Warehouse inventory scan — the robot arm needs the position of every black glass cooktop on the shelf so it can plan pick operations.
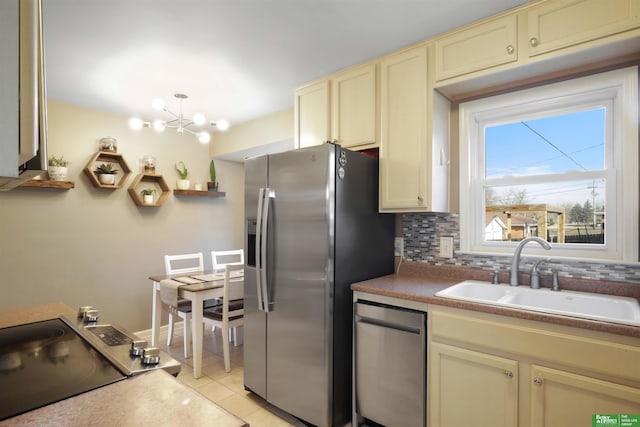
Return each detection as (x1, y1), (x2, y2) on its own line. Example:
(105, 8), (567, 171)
(0, 318), (126, 421)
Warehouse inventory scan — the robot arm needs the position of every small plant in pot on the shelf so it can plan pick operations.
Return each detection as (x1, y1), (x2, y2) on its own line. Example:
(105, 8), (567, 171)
(48, 156), (69, 181)
(140, 188), (156, 205)
(207, 159), (219, 191)
(175, 161), (190, 190)
(94, 163), (118, 185)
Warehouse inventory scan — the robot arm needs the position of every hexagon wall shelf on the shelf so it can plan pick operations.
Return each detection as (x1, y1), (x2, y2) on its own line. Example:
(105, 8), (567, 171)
(128, 173), (170, 207)
(83, 152), (132, 188)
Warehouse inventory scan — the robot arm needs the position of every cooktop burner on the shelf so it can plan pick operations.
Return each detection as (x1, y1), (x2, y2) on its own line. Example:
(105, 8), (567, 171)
(0, 318), (126, 421)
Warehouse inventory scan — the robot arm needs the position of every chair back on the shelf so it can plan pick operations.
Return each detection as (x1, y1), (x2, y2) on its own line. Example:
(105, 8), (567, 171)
(223, 264), (245, 316)
(212, 249), (244, 272)
(164, 252), (204, 275)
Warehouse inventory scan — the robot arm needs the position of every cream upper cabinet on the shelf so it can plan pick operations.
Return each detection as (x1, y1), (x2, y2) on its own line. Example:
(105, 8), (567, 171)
(431, 342), (518, 427)
(331, 63), (377, 150)
(434, 14), (518, 81)
(294, 80), (330, 149)
(379, 44), (449, 212)
(530, 365), (640, 426)
(294, 63), (377, 150)
(526, 0), (640, 57)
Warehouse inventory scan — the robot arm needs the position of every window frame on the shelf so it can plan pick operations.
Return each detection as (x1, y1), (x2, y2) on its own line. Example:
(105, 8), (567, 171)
(459, 67), (638, 262)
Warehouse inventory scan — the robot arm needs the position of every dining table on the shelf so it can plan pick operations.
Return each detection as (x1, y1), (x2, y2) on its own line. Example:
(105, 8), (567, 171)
(148, 270), (244, 379)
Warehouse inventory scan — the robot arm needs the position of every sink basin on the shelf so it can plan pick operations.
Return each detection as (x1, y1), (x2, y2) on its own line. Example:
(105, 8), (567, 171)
(435, 280), (640, 327)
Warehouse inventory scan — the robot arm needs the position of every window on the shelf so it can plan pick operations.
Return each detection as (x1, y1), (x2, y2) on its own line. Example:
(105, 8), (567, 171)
(459, 67), (638, 261)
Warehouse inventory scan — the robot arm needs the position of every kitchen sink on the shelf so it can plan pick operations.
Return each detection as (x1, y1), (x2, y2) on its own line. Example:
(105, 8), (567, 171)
(435, 280), (640, 326)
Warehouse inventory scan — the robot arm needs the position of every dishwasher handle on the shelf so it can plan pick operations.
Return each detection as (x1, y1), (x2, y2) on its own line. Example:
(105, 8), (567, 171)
(355, 302), (425, 335)
(355, 315), (422, 335)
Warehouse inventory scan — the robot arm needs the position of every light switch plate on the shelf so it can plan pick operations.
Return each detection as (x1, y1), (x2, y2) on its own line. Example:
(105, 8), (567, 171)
(440, 236), (454, 258)
(394, 237), (404, 257)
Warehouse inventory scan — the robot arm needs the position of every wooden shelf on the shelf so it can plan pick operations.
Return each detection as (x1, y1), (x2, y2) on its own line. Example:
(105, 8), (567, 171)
(173, 190), (226, 197)
(128, 173), (170, 207)
(83, 151), (132, 189)
(18, 180), (75, 189)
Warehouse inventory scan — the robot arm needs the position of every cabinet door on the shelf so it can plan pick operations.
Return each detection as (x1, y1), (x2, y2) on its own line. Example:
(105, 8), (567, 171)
(379, 45), (428, 211)
(331, 63), (377, 149)
(294, 80), (330, 148)
(527, 0), (640, 57)
(431, 342), (518, 427)
(530, 365), (640, 426)
(435, 15), (518, 81)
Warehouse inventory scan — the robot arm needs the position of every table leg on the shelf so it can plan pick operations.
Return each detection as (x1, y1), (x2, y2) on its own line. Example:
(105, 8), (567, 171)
(151, 281), (162, 347)
(191, 294), (204, 378)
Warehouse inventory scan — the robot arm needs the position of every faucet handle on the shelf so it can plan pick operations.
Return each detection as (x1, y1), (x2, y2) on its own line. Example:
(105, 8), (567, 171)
(491, 270), (500, 284)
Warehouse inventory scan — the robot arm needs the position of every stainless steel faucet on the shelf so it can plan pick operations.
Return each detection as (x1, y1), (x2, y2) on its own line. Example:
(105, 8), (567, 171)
(510, 237), (551, 286)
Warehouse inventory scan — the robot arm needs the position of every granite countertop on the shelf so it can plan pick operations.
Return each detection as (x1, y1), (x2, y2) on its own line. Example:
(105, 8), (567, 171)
(3, 370), (247, 427)
(352, 263), (640, 338)
(0, 303), (248, 427)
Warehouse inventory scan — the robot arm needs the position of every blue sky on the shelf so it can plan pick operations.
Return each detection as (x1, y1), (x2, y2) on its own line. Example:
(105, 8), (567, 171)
(485, 108), (605, 178)
(484, 108), (605, 208)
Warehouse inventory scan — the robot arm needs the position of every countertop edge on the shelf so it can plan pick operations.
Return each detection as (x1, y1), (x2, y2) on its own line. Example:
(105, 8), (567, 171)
(351, 263), (640, 338)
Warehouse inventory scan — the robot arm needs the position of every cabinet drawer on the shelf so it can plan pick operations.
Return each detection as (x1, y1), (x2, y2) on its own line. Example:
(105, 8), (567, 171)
(435, 15), (518, 81)
(527, 0), (640, 57)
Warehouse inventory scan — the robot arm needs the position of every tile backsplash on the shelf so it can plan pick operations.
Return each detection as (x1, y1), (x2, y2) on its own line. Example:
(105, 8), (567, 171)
(402, 212), (640, 284)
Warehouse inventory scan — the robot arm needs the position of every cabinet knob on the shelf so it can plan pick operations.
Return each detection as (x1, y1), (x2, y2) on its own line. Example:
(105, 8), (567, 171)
(417, 195), (425, 203)
(506, 45), (515, 54)
(505, 370), (513, 378)
(529, 37), (539, 47)
(533, 377), (544, 385)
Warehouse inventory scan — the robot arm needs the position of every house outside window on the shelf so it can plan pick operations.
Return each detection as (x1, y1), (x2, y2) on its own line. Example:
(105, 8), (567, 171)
(459, 67), (638, 262)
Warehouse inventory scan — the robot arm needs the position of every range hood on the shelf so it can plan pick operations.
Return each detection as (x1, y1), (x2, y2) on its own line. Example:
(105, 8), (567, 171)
(0, 0), (47, 191)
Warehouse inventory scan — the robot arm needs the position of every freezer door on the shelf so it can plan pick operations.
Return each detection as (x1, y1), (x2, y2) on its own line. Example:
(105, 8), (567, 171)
(266, 144), (335, 427)
(243, 155), (268, 398)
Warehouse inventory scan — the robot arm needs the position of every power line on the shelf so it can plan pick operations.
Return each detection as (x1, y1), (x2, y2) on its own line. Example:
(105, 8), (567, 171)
(520, 121), (587, 171)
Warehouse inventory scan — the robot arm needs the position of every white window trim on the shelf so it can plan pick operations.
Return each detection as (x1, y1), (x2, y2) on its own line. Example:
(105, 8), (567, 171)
(459, 67), (638, 262)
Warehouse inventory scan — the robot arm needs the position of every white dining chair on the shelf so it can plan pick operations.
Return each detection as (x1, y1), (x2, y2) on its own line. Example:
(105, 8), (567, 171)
(211, 249), (244, 272)
(202, 264), (245, 372)
(211, 249), (244, 342)
(163, 252), (204, 358)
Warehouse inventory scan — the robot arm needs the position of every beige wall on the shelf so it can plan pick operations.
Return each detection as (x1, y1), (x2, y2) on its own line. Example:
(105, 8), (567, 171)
(0, 101), (245, 331)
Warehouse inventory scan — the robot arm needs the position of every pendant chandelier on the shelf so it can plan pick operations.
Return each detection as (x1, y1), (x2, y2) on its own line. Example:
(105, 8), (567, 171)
(129, 93), (229, 144)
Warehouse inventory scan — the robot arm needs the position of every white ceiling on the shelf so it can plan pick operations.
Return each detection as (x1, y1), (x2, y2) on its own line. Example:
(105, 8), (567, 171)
(43, 0), (529, 131)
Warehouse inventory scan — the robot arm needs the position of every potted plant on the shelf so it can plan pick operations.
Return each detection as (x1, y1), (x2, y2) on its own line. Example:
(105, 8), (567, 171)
(207, 159), (219, 191)
(140, 188), (156, 205)
(175, 161), (190, 190)
(48, 156), (69, 181)
(95, 163), (118, 185)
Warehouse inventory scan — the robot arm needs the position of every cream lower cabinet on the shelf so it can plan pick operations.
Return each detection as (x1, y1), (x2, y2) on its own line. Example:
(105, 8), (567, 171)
(379, 44), (449, 212)
(429, 306), (640, 427)
(430, 342), (518, 427)
(530, 365), (640, 426)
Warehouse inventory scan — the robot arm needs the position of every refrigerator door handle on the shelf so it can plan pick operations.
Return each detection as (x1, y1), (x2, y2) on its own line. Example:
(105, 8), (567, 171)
(260, 188), (274, 312)
(255, 188), (266, 312)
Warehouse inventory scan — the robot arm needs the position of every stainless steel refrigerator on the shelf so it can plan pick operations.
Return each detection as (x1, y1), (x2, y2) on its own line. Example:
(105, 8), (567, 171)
(244, 143), (394, 427)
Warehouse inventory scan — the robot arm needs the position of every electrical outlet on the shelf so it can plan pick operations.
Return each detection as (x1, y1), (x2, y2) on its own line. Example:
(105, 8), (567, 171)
(440, 236), (454, 258)
(394, 237), (404, 257)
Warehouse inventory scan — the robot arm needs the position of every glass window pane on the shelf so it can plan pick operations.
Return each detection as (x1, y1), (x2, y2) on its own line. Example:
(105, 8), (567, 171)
(485, 109), (605, 179)
(484, 179), (605, 244)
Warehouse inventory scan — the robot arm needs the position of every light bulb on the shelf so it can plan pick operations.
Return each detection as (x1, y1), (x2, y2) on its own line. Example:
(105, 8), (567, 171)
(213, 119), (230, 131)
(151, 98), (165, 111)
(198, 131), (211, 144)
(153, 120), (165, 132)
(192, 113), (205, 126)
(129, 117), (144, 130)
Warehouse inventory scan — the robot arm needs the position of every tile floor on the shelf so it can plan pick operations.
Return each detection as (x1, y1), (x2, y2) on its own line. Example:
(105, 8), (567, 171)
(137, 327), (308, 427)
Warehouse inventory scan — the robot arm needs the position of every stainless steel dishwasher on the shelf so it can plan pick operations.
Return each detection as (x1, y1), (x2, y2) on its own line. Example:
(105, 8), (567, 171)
(354, 301), (426, 427)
